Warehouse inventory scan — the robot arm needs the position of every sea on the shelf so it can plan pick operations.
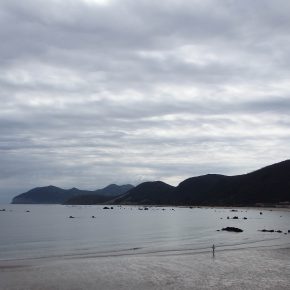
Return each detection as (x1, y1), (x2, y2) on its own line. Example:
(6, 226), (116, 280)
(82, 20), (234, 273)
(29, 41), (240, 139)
(0, 204), (289, 261)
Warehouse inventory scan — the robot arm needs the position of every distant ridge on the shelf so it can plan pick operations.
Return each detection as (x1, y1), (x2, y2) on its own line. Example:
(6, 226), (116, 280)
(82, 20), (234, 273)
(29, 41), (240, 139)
(11, 184), (134, 204)
(11, 160), (290, 206)
(112, 160), (290, 206)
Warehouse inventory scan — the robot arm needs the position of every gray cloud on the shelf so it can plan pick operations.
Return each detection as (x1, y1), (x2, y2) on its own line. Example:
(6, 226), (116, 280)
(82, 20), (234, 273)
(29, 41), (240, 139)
(0, 0), (290, 202)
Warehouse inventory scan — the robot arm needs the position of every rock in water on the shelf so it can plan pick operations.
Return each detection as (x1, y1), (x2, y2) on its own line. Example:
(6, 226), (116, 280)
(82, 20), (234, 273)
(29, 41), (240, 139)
(221, 227), (243, 233)
(259, 229), (275, 233)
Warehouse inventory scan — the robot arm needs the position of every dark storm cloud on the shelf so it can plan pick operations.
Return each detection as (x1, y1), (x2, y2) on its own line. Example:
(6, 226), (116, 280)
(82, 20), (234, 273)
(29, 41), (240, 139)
(0, 0), (290, 202)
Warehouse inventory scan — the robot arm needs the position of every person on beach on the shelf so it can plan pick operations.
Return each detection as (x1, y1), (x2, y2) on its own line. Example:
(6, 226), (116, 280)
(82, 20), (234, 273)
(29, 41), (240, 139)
(212, 244), (215, 256)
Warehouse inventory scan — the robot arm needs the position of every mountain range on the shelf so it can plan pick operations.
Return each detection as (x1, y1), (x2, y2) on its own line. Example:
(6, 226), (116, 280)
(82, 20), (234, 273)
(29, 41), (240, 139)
(11, 160), (290, 206)
(12, 184), (134, 204)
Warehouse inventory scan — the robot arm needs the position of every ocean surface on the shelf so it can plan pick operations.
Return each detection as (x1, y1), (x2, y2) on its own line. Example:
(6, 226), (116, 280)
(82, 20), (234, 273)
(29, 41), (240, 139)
(0, 204), (289, 261)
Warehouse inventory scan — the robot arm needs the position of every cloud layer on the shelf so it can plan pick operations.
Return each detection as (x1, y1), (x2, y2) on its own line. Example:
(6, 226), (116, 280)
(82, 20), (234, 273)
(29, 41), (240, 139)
(1, 0), (290, 202)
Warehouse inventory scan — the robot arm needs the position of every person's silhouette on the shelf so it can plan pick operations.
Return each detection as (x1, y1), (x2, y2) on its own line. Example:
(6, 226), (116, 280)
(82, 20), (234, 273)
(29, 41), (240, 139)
(212, 244), (215, 256)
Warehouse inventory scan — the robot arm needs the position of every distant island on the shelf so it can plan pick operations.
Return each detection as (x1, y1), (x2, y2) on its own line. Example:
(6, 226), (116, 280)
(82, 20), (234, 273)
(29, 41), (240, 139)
(12, 160), (290, 207)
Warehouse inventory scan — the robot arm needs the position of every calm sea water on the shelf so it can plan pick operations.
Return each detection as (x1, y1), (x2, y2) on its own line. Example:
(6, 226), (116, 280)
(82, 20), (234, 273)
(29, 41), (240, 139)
(0, 204), (289, 260)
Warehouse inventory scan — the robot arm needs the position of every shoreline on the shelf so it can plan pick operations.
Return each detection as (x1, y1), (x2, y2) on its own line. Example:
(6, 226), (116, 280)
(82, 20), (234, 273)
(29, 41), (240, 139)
(1, 233), (289, 264)
(3, 203), (290, 212)
(1, 204), (290, 289)
(1, 244), (290, 290)
(0, 203), (290, 212)
(105, 204), (290, 213)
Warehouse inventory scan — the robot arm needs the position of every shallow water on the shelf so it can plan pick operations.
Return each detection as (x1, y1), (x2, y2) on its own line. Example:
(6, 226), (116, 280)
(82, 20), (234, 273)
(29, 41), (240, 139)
(0, 204), (289, 260)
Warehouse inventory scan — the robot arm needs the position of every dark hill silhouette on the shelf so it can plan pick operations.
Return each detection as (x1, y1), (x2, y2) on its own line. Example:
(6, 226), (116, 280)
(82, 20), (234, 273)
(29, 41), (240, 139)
(175, 160), (290, 205)
(175, 174), (229, 204)
(12, 184), (134, 204)
(113, 181), (175, 204)
(11, 185), (85, 204)
(11, 160), (290, 206)
(113, 160), (290, 206)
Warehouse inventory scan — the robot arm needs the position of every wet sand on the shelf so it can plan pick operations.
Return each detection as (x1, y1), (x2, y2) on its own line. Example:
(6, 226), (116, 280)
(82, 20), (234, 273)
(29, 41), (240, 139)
(1, 246), (290, 290)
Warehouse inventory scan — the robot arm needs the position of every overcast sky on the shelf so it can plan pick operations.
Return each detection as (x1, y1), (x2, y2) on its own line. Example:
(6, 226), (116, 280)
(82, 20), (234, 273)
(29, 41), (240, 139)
(1, 0), (290, 202)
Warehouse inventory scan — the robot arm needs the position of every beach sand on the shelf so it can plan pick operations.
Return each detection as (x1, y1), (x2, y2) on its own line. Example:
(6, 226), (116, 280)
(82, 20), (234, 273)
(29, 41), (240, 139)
(1, 245), (290, 290)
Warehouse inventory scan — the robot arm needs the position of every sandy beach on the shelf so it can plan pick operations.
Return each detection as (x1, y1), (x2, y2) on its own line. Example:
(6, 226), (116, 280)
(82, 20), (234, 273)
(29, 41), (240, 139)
(1, 245), (290, 290)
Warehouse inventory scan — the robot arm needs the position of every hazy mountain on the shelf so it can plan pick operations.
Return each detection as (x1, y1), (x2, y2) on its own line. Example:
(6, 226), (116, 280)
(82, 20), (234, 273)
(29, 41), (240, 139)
(113, 160), (290, 206)
(11, 184), (134, 204)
